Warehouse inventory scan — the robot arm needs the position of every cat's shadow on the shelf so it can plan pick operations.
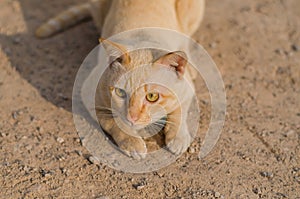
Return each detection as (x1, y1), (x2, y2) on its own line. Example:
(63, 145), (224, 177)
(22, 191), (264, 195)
(0, 0), (98, 112)
(0, 0), (210, 147)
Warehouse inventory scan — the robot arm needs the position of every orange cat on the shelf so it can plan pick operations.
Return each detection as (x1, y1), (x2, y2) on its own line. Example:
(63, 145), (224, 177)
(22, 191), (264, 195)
(37, 0), (205, 159)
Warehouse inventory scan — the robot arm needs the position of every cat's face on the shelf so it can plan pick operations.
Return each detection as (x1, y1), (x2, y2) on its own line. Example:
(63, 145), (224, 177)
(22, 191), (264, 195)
(110, 82), (178, 130)
(97, 39), (188, 131)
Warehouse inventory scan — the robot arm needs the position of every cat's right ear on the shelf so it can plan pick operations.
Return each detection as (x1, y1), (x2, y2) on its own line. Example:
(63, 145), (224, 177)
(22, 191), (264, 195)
(99, 38), (131, 66)
(154, 51), (188, 79)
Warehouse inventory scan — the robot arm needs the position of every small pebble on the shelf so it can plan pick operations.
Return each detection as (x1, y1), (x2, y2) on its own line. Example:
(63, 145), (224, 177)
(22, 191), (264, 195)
(37, 126), (44, 133)
(32, 167), (39, 172)
(57, 155), (65, 161)
(136, 184), (145, 190)
(88, 156), (100, 165)
(56, 137), (64, 144)
(75, 150), (82, 156)
(260, 171), (273, 178)
(291, 44), (299, 52)
(30, 115), (35, 121)
(112, 160), (120, 167)
(288, 52), (294, 57)
(25, 145), (32, 150)
(12, 111), (18, 119)
(209, 42), (217, 48)
(285, 130), (295, 137)
(275, 48), (284, 55)
(133, 183), (146, 190)
(252, 188), (259, 194)
(156, 171), (164, 177)
(23, 165), (30, 173)
(40, 169), (52, 178)
(214, 191), (221, 198)
(188, 147), (195, 153)
(61, 168), (67, 174)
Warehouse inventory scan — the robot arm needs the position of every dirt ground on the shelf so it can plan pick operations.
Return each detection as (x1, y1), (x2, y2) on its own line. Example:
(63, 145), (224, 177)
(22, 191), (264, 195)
(0, 0), (299, 198)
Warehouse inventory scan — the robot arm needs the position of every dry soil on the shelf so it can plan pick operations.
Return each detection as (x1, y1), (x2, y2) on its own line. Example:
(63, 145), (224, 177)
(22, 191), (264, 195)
(0, 0), (299, 198)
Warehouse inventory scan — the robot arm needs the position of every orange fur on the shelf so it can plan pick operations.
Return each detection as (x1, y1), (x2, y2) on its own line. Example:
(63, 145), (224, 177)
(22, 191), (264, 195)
(35, 3), (91, 38)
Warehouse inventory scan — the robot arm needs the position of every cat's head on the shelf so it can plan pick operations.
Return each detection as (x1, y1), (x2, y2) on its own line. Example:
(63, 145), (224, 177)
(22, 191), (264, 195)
(97, 39), (188, 130)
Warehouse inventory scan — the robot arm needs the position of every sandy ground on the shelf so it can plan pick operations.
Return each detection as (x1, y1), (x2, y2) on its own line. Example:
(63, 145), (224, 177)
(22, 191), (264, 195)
(0, 0), (299, 198)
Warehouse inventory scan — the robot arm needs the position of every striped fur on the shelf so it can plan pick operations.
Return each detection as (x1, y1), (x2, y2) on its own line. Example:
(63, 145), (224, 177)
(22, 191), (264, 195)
(35, 3), (91, 38)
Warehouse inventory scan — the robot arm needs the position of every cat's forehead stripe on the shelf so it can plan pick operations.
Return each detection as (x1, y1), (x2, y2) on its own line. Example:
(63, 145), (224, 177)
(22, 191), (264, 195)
(160, 93), (172, 98)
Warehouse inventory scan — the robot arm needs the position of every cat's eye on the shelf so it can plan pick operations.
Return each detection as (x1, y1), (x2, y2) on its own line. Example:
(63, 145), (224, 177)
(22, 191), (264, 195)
(115, 57), (123, 63)
(115, 88), (127, 98)
(146, 92), (159, 102)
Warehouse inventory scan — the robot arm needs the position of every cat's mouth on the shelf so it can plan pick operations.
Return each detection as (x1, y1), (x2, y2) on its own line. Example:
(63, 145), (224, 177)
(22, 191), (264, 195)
(128, 117), (167, 130)
(126, 120), (148, 130)
(113, 115), (148, 130)
(112, 114), (167, 138)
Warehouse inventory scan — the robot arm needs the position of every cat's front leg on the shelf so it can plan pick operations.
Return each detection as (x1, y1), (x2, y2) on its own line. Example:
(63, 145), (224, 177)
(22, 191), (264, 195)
(99, 118), (147, 160)
(164, 108), (191, 155)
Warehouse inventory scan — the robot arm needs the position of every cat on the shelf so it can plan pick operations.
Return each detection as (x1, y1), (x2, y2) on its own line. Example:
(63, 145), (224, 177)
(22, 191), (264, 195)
(36, 0), (205, 159)
(94, 41), (197, 159)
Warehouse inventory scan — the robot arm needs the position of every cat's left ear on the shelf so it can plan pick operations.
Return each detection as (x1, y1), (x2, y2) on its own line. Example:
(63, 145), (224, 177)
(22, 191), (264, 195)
(99, 38), (131, 65)
(154, 51), (187, 79)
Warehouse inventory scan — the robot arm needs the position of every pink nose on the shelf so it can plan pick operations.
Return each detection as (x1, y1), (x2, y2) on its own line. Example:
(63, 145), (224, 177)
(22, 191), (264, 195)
(127, 113), (138, 124)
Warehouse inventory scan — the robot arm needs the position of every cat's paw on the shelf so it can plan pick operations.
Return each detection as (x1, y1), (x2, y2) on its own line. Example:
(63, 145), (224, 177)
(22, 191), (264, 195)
(118, 137), (147, 160)
(166, 131), (191, 155)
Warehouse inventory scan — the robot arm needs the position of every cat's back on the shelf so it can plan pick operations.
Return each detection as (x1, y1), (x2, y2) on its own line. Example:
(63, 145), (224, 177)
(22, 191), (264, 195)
(101, 0), (205, 37)
(101, 0), (185, 37)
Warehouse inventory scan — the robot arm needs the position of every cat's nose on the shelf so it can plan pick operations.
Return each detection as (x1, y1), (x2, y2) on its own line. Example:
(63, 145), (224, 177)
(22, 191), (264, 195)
(127, 113), (138, 124)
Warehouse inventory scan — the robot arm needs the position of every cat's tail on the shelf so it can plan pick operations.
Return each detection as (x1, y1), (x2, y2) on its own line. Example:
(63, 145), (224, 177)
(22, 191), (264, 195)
(35, 3), (91, 38)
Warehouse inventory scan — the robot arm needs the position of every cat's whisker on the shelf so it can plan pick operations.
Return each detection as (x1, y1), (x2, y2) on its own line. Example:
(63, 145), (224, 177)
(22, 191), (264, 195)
(165, 114), (182, 117)
(156, 120), (177, 126)
(150, 125), (165, 131)
(152, 122), (165, 126)
(152, 120), (167, 125)
(145, 124), (164, 135)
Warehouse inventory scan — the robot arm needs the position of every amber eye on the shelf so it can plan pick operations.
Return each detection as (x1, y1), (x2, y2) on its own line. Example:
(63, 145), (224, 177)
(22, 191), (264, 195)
(115, 88), (127, 98)
(146, 92), (159, 102)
